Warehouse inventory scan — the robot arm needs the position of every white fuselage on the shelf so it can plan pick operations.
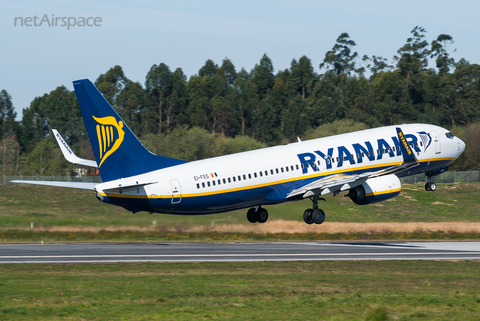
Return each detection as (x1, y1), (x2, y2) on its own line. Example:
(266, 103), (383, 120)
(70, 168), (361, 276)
(95, 124), (465, 214)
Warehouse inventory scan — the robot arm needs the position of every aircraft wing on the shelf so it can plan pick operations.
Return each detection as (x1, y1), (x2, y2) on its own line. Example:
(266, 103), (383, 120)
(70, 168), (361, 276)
(52, 129), (98, 167)
(10, 180), (97, 190)
(287, 127), (419, 199)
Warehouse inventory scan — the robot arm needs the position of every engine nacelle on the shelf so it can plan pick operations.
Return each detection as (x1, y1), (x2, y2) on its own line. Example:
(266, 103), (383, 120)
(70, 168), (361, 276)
(347, 174), (401, 205)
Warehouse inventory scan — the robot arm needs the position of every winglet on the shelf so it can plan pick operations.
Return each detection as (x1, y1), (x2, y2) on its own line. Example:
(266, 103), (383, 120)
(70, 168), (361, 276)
(395, 127), (418, 165)
(52, 129), (98, 167)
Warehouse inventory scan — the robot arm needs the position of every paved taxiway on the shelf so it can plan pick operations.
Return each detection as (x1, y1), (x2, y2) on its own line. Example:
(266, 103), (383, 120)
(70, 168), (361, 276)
(0, 242), (479, 263)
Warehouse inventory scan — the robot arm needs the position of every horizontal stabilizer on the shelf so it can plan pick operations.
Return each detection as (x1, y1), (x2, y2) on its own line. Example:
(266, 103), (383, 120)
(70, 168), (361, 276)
(11, 180), (97, 190)
(101, 180), (158, 192)
(52, 129), (98, 167)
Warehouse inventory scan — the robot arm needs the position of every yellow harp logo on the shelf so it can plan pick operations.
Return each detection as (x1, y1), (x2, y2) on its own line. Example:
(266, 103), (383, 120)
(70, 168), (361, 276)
(93, 116), (125, 167)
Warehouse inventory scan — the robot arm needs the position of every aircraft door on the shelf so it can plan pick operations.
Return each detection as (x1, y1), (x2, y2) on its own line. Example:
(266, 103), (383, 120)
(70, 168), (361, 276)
(430, 130), (441, 154)
(170, 179), (182, 204)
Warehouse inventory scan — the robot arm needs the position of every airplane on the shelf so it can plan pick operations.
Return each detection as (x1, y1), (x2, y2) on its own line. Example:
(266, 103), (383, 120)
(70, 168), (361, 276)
(13, 79), (466, 225)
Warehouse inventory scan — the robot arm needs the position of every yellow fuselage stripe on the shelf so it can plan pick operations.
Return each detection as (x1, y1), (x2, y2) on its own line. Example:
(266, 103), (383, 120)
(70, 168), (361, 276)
(100, 157), (454, 200)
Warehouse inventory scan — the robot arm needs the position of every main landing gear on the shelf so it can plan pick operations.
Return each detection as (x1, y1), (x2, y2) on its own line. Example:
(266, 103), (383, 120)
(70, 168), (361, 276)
(303, 196), (326, 225)
(425, 174), (436, 192)
(247, 206), (268, 223)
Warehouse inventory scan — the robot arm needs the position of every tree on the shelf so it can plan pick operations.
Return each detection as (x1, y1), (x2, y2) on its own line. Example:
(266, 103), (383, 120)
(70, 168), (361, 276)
(320, 33), (358, 76)
(217, 58), (237, 86)
(233, 76), (257, 136)
(0, 134), (20, 183)
(145, 63), (173, 135)
(94, 65), (129, 106)
(211, 96), (232, 135)
(362, 55), (393, 77)
(199, 59), (218, 77)
(395, 26), (430, 82)
(116, 81), (147, 136)
(431, 34), (456, 75)
(251, 54), (276, 97)
(290, 56), (316, 100)
(22, 139), (68, 176)
(0, 90), (17, 137)
(165, 68), (188, 136)
(371, 71), (417, 125)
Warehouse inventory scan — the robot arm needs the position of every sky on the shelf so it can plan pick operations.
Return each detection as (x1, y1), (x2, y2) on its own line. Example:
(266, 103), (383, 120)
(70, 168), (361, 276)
(1, 0), (479, 119)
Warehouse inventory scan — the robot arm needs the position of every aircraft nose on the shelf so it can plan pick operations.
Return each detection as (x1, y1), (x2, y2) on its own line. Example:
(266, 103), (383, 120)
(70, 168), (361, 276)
(458, 137), (466, 153)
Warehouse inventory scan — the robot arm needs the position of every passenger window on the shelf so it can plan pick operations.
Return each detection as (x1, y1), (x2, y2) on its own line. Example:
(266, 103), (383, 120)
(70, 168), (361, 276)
(291, 165), (294, 171)
(336, 157), (339, 162)
(271, 169), (274, 175)
(207, 181), (210, 187)
(361, 152), (365, 157)
(392, 147), (395, 152)
(326, 158), (330, 164)
(254, 173), (257, 178)
(420, 142), (423, 147)
(218, 179), (221, 185)
(202, 182), (205, 188)
(296, 164), (299, 170)
(356, 153), (359, 159)
(233, 177), (236, 182)
(301, 164), (304, 169)
(243, 174), (246, 180)
(259, 172), (263, 177)
(228, 178), (231, 183)
(265, 170), (268, 176)
(197, 183), (200, 189)
(223, 178), (226, 184)
(248, 174), (251, 179)
(238, 176), (241, 181)
(286, 166), (289, 172)
(212, 181), (216, 186)
(275, 169), (279, 174)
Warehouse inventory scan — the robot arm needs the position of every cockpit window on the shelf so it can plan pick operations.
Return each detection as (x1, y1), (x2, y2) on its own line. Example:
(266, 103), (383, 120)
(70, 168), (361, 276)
(445, 132), (454, 139)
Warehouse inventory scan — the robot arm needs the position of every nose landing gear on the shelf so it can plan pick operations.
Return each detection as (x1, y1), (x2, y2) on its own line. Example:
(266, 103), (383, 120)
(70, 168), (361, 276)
(425, 174), (436, 192)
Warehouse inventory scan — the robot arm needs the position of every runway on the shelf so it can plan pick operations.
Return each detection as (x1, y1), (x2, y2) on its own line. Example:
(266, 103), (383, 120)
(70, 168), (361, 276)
(0, 241), (479, 264)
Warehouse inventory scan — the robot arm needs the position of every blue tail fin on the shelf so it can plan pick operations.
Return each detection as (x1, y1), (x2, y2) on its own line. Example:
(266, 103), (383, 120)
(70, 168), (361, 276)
(73, 79), (187, 182)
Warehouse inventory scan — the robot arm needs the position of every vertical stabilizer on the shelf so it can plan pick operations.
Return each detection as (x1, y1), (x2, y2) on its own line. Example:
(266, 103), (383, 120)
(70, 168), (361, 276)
(73, 79), (186, 182)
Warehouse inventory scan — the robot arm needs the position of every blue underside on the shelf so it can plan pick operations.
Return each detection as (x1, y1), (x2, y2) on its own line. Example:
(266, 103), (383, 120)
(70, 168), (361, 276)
(102, 159), (451, 215)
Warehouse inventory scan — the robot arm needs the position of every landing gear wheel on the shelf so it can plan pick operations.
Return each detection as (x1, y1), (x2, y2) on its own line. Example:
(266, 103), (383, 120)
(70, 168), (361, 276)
(425, 182), (436, 192)
(257, 208), (268, 223)
(303, 209), (314, 225)
(247, 208), (257, 223)
(311, 209), (326, 225)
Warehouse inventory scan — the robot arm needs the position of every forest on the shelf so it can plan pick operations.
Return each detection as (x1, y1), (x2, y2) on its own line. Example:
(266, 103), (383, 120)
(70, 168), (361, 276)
(1, 26), (479, 177)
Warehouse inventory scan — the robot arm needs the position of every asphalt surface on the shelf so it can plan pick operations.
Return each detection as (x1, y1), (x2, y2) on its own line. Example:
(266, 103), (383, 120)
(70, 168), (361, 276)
(0, 241), (479, 263)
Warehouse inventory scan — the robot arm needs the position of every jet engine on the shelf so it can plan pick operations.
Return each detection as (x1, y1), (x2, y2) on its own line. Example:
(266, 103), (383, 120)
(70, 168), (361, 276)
(346, 174), (401, 205)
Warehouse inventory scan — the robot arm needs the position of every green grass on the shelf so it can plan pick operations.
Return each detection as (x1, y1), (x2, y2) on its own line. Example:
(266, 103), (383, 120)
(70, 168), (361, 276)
(0, 260), (479, 320)
(1, 183), (480, 231)
(1, 230), (480, 243)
